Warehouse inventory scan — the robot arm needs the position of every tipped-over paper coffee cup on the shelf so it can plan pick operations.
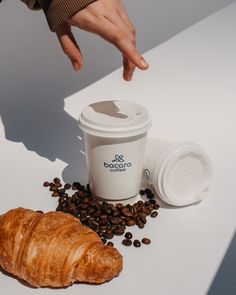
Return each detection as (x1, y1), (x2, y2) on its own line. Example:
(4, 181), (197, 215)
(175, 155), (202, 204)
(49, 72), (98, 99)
(143, 138), (212, 206)
(79, 100), (152, 200)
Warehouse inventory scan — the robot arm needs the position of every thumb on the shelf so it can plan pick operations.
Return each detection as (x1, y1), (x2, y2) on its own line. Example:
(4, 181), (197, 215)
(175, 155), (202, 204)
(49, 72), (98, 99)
(55, 23), (83, 71)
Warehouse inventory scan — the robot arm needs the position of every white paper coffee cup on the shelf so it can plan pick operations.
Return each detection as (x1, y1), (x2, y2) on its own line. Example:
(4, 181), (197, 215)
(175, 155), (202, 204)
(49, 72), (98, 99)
(143, 138), (212, 206)
(79, 100), (152, 200)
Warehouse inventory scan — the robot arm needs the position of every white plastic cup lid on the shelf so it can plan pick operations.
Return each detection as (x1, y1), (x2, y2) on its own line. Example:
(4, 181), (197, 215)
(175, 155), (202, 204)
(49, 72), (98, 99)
(79, 100), (152, 138)
(158, 143), (212, 206)
(144, 140), (212, 206)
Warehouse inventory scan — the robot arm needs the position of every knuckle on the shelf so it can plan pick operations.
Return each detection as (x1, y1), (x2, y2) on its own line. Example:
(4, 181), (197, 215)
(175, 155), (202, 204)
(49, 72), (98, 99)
(131, 26), (136, 36)
(130, 35), (136, 45)
(114, 30), (127, 43)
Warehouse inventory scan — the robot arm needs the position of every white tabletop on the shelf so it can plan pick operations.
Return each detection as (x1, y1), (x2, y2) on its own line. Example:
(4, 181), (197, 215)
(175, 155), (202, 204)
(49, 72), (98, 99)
(1, 3), (236, 295)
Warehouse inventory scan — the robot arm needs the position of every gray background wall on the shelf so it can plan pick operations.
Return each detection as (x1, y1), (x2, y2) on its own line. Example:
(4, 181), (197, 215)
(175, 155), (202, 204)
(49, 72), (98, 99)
(0, 0), (235, 162)
(0, 0), (235, 97)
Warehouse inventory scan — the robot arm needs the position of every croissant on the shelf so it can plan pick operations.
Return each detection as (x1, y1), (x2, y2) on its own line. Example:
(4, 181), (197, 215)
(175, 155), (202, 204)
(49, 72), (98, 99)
(0, 208), (123, 287)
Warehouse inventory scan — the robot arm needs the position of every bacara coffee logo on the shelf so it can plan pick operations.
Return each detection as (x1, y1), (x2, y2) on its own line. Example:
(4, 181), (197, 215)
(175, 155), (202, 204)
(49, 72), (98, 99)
(104, 155), (132, 172)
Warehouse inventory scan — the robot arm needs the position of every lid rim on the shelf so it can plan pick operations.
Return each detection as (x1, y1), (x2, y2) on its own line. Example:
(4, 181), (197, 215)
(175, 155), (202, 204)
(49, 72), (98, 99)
(79, 117), (152, 138)
(79, 100), (152, 138)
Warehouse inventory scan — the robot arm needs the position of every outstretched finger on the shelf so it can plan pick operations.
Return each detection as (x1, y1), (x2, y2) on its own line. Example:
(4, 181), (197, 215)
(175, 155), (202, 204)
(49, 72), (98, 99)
(55, 23), (83, 71)
(123, 56), (136, 81)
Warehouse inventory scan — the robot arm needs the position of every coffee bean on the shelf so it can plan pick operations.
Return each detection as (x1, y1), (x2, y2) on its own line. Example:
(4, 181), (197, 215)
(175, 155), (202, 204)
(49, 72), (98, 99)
(137, 200), (144, 206)
(136, 216), (144, 228)
(36, 210), (43, 213)
(114, 228), (125, 236)
(139, 189), (145, 195)
(149, 199), (156, 205)
(110, 217), (120, 225)
(147, 193), (155, 199)
(89, 199), (98, 207)
(99, 218), (108, 226)
(107, 241), (114, 247)
(119, 225), (126, 231)
(58, 188), (66, 195)
(103, 231), (114, 240)
(80, 210), (87, 222)
(133, 240), (141, 248)
(142, 238), (151, 245)
(43, 181), (50, 187)
(72, 182), (81, 189)
(64, 183), (71, 190)
(122, 239), (132, 246)
(121, 207), (133, 217)
(144, 209), (152, 216)
(53, 177), (61, 184)
(54, 183), (62, 189)
(101, 238), (107, 244)
(111, 224), (118, 231)
(116, 203), (124, 210)
(150, 211), (158, 218)
(87, 217), (95, 223)
(52, 191), (59, 197)
(145, 188), (152, 195)
(153, 204), (160, 209)
(102, 202), (109, 212)
(50, 186), (57, 192)
(147, 204), (154, 211)
(139, 213), (147, 224)
(100, 214), (108, 219)
(105, 228), (113, 235)
(112, 210), (120, 217)
(124, 232), (133, 240)
(126, 219), (136, 226)
(80, 203), (89, 210)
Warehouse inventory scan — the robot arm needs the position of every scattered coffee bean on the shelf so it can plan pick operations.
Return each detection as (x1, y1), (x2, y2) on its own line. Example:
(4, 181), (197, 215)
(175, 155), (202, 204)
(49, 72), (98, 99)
(116, 203), (124, 210)
(36, 210), (43, 213)
(142, 238), (151, 245)
(49, 186), (57, 192)
(122, 239), (132, 246)
(149, 199), (157, 205)
(139, 213), (147, 224)
(101, 238), (107, 244)
(121, 207), (133, 217)
(145, 188), (152, 195)
(139, 189), (145, 195)
(114, 228), (125, 236)
(64, 183), (71, 190)
(107, 241), (114, 247)
(147, 193), (155, 199)
(126, 219), (136, 226)
(153, 204), (160, 210)
(54, 177), (61, 184)
(43, 181), (50, 187)
(52, 191), (59, 197)
(133, 240), (141, 248)
(124, 232), (133, 240)
(137, 223), (144, 229)
(150, 211), (158, 218)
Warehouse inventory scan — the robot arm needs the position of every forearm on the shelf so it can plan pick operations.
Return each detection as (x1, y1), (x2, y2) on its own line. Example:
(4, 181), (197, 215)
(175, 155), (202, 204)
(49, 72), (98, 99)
(20, 0), (97, 31)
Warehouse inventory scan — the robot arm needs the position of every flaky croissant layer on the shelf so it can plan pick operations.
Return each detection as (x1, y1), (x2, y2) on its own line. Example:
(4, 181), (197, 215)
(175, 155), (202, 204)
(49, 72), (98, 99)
(0, 208), (123, 287)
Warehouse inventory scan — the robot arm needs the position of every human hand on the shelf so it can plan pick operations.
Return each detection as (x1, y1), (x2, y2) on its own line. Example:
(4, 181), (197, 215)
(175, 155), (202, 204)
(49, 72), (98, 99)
(55, 0), (149, 81)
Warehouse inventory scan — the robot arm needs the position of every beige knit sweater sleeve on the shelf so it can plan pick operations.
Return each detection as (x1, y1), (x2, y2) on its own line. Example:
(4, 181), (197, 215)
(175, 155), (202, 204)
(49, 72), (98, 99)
(20, 0), (97, 31)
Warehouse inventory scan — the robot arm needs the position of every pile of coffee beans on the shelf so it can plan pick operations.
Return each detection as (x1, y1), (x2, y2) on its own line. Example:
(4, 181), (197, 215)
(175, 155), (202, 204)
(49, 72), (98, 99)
(43, 178), (159, 248)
